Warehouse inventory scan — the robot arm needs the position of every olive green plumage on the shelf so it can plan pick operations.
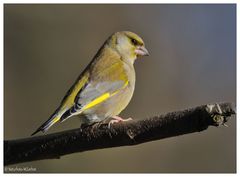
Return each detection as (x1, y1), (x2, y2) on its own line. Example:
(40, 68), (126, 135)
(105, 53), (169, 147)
(32, 31), (149, 136)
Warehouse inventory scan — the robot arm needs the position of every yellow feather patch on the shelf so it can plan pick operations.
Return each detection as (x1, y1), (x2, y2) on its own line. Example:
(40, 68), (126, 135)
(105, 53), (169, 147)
(83, 92), (110, 110)
(82, 80), (129, 111)
(52, 116), (60, 124)
(62, 74), (89, 108)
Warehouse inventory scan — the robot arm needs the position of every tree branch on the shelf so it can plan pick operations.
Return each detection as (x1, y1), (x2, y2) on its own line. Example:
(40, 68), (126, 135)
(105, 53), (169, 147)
(4, 102), (235, 166)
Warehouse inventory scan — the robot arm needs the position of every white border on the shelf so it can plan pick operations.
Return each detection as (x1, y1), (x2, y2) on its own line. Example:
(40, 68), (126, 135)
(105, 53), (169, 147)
(2, 1), (239, 4)
(1, 1), (238, 175)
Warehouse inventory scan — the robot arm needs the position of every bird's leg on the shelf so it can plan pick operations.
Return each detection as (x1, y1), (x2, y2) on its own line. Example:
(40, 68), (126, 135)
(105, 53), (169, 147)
(108, 115), (133, 128)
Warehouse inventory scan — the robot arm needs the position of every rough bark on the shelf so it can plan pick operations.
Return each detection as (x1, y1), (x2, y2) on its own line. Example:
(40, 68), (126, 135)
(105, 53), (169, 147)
(4, 102), (235, 166)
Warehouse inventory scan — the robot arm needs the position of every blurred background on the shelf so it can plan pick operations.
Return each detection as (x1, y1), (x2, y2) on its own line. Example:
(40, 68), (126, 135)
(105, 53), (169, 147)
(4, 4), (236, 173)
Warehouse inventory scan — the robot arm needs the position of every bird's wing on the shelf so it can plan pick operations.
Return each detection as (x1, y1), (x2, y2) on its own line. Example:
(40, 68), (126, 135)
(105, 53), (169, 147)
(60, 61), (129, 122)
(31, 71), (90, 136)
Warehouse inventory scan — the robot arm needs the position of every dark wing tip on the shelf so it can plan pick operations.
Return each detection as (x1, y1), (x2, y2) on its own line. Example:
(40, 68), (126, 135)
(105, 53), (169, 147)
(31, 127), (42, 136)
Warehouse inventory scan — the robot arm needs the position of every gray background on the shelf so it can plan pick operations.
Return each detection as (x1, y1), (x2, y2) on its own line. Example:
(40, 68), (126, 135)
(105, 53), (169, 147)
(4, 4), (236, 173)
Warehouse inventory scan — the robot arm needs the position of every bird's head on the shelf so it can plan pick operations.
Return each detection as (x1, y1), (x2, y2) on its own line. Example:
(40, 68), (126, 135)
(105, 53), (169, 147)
(109, 31), (149, 63)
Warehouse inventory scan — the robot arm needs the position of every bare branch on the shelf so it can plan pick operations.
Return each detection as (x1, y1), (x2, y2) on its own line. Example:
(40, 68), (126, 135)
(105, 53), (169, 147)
(4, 102), (235, 166)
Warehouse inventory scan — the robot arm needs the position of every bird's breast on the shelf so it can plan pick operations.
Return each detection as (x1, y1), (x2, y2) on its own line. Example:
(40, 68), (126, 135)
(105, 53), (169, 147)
(123, 62), (136, 88)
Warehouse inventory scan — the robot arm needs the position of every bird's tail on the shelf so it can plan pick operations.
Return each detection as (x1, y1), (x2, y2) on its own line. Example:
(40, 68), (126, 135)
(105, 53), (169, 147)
(31, 114), (61, 136)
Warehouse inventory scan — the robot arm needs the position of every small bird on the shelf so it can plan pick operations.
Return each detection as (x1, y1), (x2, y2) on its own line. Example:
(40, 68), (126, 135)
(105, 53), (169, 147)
(31, 31), (149, 136)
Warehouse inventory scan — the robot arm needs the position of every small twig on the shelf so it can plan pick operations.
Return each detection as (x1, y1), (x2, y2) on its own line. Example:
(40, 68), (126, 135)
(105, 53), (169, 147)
(4, 102), (235, 166)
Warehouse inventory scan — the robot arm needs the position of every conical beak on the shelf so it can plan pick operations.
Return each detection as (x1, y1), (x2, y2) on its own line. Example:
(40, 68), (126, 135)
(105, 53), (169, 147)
(135, 46), (150, 56)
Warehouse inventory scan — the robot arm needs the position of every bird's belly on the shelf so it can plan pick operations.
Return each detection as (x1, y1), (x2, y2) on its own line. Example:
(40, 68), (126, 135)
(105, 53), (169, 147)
(82, 85), (134, 124)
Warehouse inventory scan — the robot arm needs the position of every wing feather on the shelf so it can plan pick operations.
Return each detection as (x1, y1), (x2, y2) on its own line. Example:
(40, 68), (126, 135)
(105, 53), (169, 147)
(60, 47), (129, 122)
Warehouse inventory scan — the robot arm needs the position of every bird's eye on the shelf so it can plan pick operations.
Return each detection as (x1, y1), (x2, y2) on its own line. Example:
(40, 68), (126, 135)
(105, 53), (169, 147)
(131, 38), (138, 46)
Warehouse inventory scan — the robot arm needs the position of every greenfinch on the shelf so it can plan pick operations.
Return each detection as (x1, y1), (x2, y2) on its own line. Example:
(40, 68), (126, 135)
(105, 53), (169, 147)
(32, 31), (149, 136)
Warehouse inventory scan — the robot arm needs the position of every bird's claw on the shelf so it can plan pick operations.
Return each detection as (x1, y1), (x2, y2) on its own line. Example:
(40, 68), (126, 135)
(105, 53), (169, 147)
(108, 116), (133, 128)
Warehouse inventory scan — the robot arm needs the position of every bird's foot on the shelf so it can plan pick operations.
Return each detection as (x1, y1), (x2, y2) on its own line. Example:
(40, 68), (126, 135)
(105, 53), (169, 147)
(108, 116), (133, 128)
(81, 121), (103, 132)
